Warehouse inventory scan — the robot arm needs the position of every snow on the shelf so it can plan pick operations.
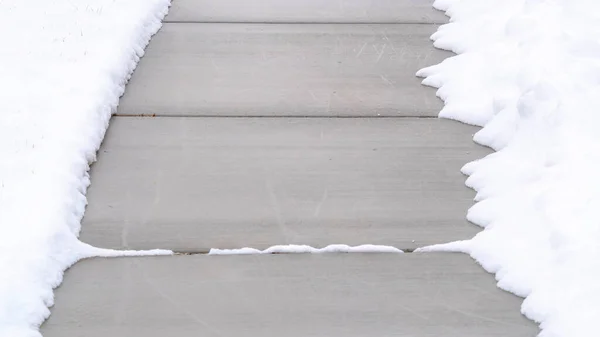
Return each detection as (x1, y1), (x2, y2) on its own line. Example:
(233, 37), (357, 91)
(209, 244), (403, 255)
(0, 1), (172, 336)
(417, 1), (600, 336)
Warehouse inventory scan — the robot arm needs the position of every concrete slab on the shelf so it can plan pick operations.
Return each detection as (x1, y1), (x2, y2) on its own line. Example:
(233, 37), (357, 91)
(41, 254), (538, 337)
(117, 23), (450, 117)
(165, 0), (448, 24)
(80, 117), (490, 252)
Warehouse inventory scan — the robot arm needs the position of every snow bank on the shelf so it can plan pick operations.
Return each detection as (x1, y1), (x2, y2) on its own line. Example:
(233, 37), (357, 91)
(209, 244), (403, 255)
(0, 1), (171, 336)
(417, 1), (600, 336)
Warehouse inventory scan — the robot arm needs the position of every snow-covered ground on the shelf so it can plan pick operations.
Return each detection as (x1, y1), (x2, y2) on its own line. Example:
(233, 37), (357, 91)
(417, 1), (600, 336)
(0, 1), (171, 336)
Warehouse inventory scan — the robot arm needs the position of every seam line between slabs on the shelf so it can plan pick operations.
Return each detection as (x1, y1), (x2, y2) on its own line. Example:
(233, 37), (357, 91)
(112, 114), (439, 119)
(162, 21), (444, 25)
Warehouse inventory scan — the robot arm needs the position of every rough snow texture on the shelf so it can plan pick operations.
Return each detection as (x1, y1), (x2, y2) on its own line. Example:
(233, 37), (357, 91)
(417, 1), (600, 336)
(0, 1), (171, 336)
(209, 244), (403, 255)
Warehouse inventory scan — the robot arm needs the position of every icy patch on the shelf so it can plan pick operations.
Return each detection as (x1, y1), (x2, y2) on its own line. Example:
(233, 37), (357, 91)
(418, 0), (600, 336)
(209, 244), (403, 255)
(0, 1), (171, 336)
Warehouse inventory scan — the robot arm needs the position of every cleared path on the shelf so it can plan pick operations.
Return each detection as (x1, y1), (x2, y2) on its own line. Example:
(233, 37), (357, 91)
(41, 1), (538, 336)
(43, 254), (536, 337)
(164, 0), (448, 23)
(117, 23), (448, 117)
(82, 117), (486, 252)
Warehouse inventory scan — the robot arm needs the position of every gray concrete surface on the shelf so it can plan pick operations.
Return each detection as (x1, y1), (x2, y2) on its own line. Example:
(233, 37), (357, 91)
(80, 117), (489, 252)
(116, 23), (449, 117)
(42, 254), (538, 337)
(165, 0), (448, 24)
(43, 1), (539, 336)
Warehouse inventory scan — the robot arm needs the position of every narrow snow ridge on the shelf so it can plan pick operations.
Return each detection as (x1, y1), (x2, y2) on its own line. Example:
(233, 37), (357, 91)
(0, 1), (171, 336)
(418, 1), (600, 337)
(80, 243), (172, 258)
(209, 244), (403, 255)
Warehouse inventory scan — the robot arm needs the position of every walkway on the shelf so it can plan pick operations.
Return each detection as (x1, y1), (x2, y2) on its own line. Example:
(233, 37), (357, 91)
(41, 1), (538, 336)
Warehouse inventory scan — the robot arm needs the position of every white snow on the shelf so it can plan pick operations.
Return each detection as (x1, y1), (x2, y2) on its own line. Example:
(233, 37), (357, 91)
(209, 244), (403, 255)
(417, 1), (600, 336)
(0, 1), (171, 336)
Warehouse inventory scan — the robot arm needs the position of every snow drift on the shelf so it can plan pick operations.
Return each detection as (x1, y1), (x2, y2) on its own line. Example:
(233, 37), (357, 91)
(0, 1), (171, 336)
(417, 1), (600, 336)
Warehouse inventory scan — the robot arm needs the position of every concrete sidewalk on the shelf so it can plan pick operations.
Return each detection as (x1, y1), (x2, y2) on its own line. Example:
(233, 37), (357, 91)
(43, 254), (534, 337)
(41, 1), (538, 336)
